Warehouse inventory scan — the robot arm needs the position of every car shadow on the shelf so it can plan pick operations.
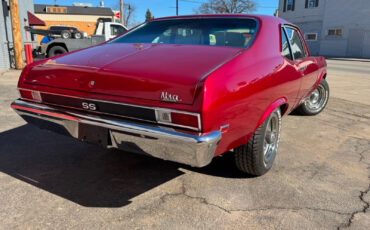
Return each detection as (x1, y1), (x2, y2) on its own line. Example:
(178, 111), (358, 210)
(288, 110), (305, 116)
(185, 151), (255, 179)
(0, 124), (249, 208)
(0, 125), (185, 207)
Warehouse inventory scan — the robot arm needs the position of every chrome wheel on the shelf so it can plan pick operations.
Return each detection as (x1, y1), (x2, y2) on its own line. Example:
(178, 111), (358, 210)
(61, 31), (71, 39)
(304, 84), (328, 113)
(263, 111), (281, 166)
(74, 32), (82, 39)
(295, 78), (330, 116)
(234, 108), (282, 176)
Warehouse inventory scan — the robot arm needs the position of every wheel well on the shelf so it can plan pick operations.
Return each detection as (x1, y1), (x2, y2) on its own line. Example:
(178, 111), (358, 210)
(280, 103), (289, 116)
(323, 73), (327, 79)
(46, 43), (68, 56)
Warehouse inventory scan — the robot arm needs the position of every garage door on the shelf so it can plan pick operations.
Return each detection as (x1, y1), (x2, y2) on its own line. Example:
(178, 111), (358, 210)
(363, 31), (370, 58)
(0, 42), (10, 70)
(0, 1), (10, 70)
(347, 29), (364, 58)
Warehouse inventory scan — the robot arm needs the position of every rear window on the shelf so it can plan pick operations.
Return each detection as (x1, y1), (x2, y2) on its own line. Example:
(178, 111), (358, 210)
(110, 18), (258, 48)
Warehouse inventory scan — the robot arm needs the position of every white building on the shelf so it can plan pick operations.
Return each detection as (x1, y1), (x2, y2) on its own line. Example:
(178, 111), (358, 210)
(278, 0), (370, 58)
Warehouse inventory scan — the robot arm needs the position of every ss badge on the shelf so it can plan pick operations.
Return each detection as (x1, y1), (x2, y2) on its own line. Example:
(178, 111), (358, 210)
(82, 102), (97, 111)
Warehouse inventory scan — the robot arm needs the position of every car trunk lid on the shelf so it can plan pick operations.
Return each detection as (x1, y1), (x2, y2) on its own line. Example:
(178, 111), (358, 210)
(23, 43), (243, 104)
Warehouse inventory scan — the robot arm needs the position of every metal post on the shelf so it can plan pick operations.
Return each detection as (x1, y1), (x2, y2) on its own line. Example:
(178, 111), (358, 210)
(176, 0), (178, 16)
(9, 0), (23, 69)
(120, 0), (125, 26)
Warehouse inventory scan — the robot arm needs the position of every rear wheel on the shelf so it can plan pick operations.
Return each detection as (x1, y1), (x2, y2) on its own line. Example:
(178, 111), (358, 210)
(296, 78), (329, 116)
(48, 46), (67, 57)
(73, 32), (82, 39)
(234, 108), (281, 176)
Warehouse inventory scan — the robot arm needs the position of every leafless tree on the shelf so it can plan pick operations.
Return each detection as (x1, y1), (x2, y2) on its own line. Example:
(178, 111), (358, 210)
(124, 4), (136, 27)
(114, 1), (136, 28)
(195, 0), (256, 14)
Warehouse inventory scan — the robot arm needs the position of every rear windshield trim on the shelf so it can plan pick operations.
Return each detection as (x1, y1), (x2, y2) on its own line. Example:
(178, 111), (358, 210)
(109, 17), (259, 49)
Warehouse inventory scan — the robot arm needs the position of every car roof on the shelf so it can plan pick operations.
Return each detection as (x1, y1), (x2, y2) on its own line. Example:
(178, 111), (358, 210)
(152, 14), (289, 25)
(50, 25), (77, 28)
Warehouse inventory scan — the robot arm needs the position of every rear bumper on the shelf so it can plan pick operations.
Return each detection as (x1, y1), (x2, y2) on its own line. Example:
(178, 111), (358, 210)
(11, 99), (221, 167)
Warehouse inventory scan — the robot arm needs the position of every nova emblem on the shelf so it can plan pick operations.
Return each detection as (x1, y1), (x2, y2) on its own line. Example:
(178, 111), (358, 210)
(161, 92), (180, 102)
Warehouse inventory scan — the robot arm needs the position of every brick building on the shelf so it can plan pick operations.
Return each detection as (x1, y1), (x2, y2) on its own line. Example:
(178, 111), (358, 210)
(34, 4), (114, 44)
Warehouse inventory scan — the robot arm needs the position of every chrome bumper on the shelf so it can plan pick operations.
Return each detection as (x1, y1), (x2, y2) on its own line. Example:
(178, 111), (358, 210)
(11, 99), (221, 167)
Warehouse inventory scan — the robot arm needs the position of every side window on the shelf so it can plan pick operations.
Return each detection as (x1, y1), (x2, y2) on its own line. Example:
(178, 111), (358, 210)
(281, 28), (292, 60)
(284, 27), (307, 60)
(110, 25), (126, 36)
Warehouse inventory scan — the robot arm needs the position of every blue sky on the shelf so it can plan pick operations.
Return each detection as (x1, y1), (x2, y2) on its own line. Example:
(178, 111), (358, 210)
(34, 0), (278, 24)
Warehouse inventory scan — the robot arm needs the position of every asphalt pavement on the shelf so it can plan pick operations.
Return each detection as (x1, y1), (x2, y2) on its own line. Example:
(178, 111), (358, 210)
(0, 59), (369, 230)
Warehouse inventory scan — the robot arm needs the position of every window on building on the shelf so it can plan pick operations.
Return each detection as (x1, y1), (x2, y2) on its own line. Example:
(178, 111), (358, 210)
(284, 27), (307, 59)
(335, 29), (342, 36)
(305, 33), (317, 41)
(285, 0), (295, 11)
(306, 0), (319, 8)
(328, 29), (342, 36)
(46, 7), (67, 14)
(281, 28), (293, 60)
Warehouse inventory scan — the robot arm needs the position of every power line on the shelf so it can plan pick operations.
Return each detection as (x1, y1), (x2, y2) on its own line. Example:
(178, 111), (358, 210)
(179, 0), (205, 4)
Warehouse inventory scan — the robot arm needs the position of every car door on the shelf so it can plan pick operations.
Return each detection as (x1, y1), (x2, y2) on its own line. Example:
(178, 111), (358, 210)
(283, 26), (320, 100)
(279, 27), (303, 108)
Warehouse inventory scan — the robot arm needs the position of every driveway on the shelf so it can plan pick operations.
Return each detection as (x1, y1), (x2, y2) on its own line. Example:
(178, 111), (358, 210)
(0, 59), (369, 229)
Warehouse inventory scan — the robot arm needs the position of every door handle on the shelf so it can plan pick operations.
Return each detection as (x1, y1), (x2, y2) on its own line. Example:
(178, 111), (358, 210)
(300, 66), (307, 72)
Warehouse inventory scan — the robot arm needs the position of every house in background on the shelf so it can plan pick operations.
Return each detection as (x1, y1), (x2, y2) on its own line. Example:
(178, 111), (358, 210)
(278, 0), (370, 58)
(0, 0), (36, 70)
(34, 3), (114, 45)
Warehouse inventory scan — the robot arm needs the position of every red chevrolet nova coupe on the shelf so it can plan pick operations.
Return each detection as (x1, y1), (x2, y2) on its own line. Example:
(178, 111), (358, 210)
(12, 15), (329, 176)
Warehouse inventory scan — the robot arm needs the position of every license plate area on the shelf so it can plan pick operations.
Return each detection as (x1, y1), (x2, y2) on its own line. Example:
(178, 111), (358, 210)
(78, 123), (109, 147)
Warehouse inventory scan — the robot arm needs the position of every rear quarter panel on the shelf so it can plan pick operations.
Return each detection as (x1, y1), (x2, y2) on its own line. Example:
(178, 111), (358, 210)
(202, 18), (302, 156)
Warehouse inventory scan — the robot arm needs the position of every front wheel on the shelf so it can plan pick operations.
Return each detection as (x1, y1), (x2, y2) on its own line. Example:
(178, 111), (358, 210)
(295, 78), (330, 116)
(48, 46), (67, 57)
(61, 30), (71, 39)
(234, 108), (282, 176)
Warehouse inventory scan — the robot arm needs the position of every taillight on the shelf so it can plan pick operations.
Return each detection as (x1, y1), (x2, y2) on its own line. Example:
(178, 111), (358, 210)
(171, 112), (199, 129)
(155, 109), (200, 131)
(18, 89), (42, 103)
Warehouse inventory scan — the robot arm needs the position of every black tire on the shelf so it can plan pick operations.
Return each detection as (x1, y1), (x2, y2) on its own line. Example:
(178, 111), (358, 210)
(48, 46), (67, 57)
(73, 32), (82, 39)
(234, 108), (282, 176)
(61, 30), (71, 39)
(295, 78), (329, 116)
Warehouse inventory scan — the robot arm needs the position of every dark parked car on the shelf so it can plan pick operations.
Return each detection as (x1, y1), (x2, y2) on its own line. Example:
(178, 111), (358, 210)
(48, 25), (84, 39)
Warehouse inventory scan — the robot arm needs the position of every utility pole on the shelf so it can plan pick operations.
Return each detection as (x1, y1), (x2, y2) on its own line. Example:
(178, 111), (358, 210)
(9, 0), (23, 69)
(176, 0), (178, 16)
(120, 0), (125, 26)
